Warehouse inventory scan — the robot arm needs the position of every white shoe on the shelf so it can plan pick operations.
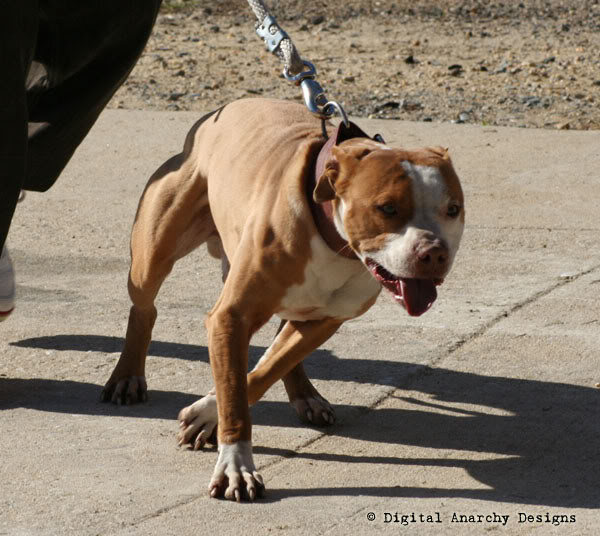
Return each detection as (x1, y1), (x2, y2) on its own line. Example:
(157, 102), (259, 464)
(0, 245), (16, 321)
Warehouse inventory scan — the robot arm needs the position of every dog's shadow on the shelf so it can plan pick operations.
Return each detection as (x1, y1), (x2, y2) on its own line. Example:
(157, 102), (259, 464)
(6, 334), (600, 509)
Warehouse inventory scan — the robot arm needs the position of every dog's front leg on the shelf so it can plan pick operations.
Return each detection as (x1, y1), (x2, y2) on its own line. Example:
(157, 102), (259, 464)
(246, 317), (343, 406)
(204, 305), (264, 502)
(178, 315), (343, 500)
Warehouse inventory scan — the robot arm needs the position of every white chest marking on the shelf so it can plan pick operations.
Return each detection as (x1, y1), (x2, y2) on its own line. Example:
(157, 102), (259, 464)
(278, 236), (380, 321)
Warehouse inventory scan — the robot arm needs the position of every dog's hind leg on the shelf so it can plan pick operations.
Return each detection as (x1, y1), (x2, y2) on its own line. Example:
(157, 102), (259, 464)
(178, 317), (341, 450)
(177, 315), (341, 500)
(273, 320), (336, 426)
(177, 316), (338, 446)
(282, 360), (336, 426)
(102, 154), (215, 404)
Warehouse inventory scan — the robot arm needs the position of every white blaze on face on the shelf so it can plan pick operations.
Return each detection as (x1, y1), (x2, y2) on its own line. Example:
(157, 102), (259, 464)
(366, 162), (463, 278)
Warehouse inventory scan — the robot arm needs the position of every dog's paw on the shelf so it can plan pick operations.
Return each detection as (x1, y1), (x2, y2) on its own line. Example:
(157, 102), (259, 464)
(291, 393), (336, 426)
(177, 394), (218, 450)
(208, 441), (265, 502)
(101, 376), (148, 405)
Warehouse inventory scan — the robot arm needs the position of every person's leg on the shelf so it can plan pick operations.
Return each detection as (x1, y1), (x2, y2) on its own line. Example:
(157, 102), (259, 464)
(0, 0), (162, 319)
(0, 2), (38, 318)
(0, 245), (16, 320)
(0, 1), (37, 252)
(25, 0), (163, 192)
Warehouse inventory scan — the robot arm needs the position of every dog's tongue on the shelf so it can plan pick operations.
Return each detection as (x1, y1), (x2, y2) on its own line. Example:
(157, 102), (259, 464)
(398, 279), (437, 317)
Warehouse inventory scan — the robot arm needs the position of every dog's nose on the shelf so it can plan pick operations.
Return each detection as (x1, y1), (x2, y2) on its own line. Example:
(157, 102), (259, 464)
(416, 241), (448, 267)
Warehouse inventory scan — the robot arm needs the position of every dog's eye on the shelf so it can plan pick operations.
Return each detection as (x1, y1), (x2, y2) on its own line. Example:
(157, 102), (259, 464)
(447, 203), (462, 218)
(377, 204), (398, 216)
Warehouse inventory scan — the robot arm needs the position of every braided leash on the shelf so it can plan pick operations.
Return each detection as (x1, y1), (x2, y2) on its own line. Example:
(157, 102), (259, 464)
(247, 0), (349, 128)
(247, 0), (303, 74)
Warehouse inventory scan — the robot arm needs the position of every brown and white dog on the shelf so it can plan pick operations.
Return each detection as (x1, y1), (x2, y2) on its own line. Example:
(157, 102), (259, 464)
(101, 99), (464, 501)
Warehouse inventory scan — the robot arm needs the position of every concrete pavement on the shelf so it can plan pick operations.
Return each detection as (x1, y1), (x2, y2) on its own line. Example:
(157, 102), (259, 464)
(1, 108), (599, 535)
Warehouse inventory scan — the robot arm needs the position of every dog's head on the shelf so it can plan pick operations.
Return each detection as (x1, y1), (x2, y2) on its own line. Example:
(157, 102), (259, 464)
(314, 138), (464, 316)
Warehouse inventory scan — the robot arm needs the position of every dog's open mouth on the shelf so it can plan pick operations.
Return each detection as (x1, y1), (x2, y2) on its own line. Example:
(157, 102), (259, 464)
(366, 259), (442, 317)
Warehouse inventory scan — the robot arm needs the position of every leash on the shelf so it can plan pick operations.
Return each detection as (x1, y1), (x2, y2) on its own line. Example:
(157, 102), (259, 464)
(248, 0), (349, 132)
(247, 2), (386, 260)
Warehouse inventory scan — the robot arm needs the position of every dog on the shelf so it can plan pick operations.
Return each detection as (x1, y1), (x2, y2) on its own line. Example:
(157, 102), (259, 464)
(101, 98), (464, 501)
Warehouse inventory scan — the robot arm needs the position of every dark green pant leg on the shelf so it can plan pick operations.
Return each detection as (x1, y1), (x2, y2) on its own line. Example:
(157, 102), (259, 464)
(0, 0), (162, 252)
(0, 1), (39, 251)
(25, 0), (163, 192)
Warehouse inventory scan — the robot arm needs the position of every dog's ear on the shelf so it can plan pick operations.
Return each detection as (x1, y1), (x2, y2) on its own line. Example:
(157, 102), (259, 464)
(313, 143), (375, 203)
(429, 146), (451, 160)
(314, 160), (339, 203)
(341, 145), (374, 161)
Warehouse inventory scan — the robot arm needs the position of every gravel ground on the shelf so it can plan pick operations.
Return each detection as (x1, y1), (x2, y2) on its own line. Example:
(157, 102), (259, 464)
(109, 1), (600, 130)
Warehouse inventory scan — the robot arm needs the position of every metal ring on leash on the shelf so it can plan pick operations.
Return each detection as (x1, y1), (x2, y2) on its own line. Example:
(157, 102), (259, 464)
(323, 101), (350, 128)
(282, 60), (316, 83)
(281, 61), (350, 128)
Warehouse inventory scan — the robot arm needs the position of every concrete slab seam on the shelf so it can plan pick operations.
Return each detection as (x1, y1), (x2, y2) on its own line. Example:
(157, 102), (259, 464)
(439, 261), (600, 363)
(100, 264), (599, 529)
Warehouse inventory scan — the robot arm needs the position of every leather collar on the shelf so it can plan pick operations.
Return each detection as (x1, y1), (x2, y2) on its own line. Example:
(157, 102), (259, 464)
(307, 121), (385, 261)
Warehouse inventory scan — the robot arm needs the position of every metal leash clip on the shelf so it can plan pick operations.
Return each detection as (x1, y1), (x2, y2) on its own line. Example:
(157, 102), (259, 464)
(283, 61), (349, 128)
(256, 14), (289, 54)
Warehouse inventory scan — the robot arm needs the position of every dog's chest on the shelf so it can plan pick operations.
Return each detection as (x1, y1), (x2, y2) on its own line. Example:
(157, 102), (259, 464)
(277, 236), (381, 321)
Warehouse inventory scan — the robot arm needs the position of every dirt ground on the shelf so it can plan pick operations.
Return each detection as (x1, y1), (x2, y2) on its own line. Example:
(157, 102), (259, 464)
(109, 0), (600, 130)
